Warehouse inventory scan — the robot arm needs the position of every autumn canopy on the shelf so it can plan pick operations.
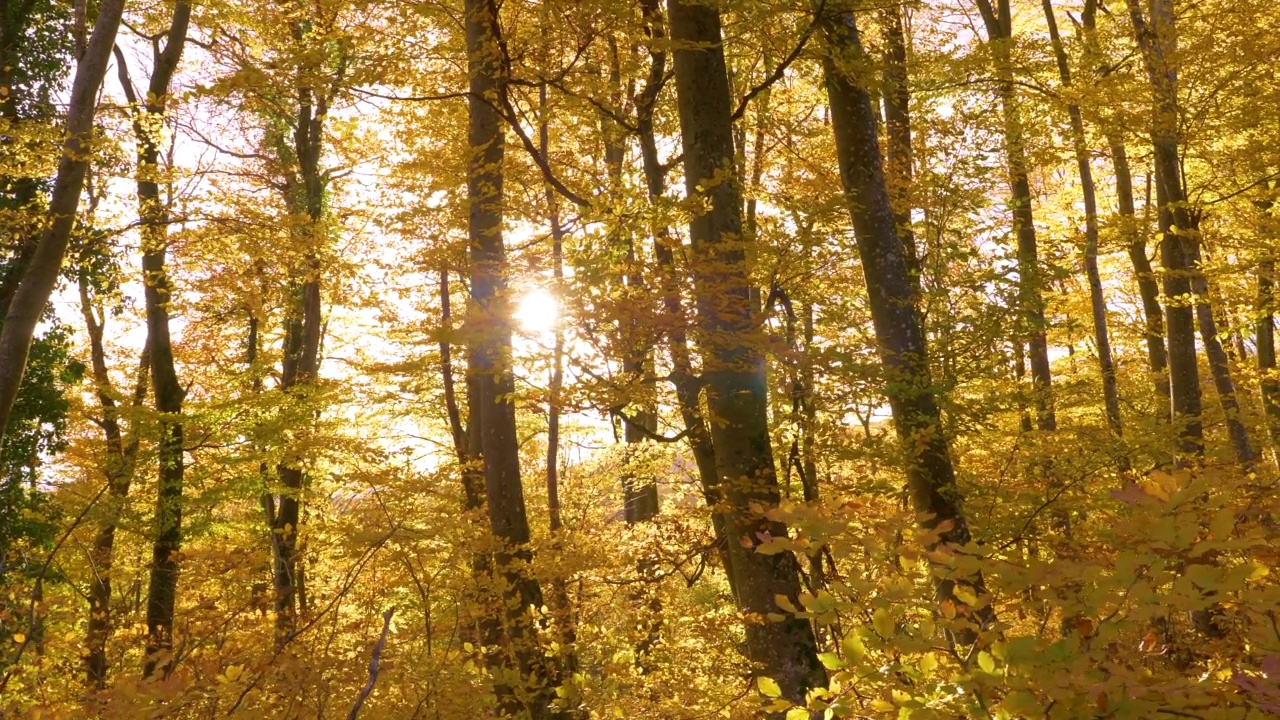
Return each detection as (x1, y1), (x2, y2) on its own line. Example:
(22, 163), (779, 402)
(0, 0), (1278, 717)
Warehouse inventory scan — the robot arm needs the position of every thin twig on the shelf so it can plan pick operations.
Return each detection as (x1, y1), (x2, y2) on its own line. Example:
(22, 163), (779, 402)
(348, 607), (397, 720)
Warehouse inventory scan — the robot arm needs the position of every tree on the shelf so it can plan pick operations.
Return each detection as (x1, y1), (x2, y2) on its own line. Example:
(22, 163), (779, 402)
(667, 0), (824, 706)
(0, 0), (125, 438)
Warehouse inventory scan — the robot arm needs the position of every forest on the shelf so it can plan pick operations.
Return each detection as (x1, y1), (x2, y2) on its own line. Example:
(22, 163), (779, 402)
(1, 0), (1279, 716)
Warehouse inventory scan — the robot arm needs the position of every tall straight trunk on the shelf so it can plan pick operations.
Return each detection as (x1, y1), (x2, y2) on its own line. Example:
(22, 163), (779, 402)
(0, 0), (125, 438)
(1257, 257), (1280, 464)
(114, 5), (190, 677)
(1078, 3), (1169, 414)
(1041, 0), (1125, 461)
(1128, 0), (1203, 460)
(539, 81), (579, 675)
(601, 47), (659, 525)
(465, 1), (564, 716)
(79, 278), (149, 687)
(974, 0), (1055, 432)
(636, 0), (736, 596)
(879, 2), (920, 297)
(269, 15), (330, 639)
(1112, 141), (1171, 412)
(817, 4), (994, 646)
(667, 0), (824, 706)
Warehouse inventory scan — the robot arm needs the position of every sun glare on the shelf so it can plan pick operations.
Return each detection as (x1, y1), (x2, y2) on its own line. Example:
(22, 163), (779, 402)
(515, 289), (558, 334)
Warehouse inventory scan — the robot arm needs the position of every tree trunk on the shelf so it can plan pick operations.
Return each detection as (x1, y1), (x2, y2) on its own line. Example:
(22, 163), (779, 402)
(974, 0), (1055, 432)
(465, 1), (565, 716)
(1128, 0), (1203, 460)
(667, 0), (825, 706)
(0, 0), (125, 439)
(818, 4), (994, 647)
(636, 0), (736, 598)
(1257, 257), (1280, 464)
(1184, 235), (1255, 464)
(880, 1), (921, 298)
(268, 14), (331, 640)
(114, 5), (191, 678)
(79, 277), (149, 688)
(1042, 0), (1125, 465)
(1114, 141), (1171, 413)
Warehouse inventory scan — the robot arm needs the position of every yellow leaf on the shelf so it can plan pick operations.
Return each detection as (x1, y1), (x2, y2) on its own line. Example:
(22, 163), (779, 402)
(757, 676), (782, 698)
(12, 633), (25, 644)
(841, 632), (866, 663)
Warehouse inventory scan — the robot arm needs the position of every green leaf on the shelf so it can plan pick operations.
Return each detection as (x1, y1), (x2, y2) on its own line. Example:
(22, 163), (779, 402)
(757, 676), (782, 698)
(977, 651), (995, 674)
(785, 708), (810, 720)
(817, 652), (845, 670)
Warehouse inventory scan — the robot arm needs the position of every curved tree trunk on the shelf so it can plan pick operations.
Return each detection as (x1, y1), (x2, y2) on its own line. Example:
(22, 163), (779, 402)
(0, 0), (125, 439)
(79, 276), (149, 687)
(635, 0), (736, 598)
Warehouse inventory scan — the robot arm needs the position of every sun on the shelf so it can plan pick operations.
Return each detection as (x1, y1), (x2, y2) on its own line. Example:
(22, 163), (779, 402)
(514, 289), (558, 334)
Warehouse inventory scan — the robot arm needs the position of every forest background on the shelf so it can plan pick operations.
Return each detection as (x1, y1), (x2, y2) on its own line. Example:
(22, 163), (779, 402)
(0, 0), (1279, 717)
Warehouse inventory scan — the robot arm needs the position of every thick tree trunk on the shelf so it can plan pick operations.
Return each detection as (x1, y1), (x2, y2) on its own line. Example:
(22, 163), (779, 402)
(0, 0), (125, 439)
(114, 5), (191, 678)
(465, 1), (565, 716)
(667, 0), (825, 706)
(818, 4), (994, 647)
(636, 0), (736, 598)
(1042, 0), (1126, 465)
(975, 0), (1055, 432)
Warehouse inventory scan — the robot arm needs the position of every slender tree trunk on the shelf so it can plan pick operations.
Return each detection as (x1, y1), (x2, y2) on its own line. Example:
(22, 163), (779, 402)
(817, 4), (994, 647)
(601, 47), (660, 526)
(465, 1), (565, 716)
(1184, 235), (1255, 464)
(1114, 141), (1171, 413)
(1129, 0), (1203, 460)
(974, 0), (1055, 432)
(79, 278), (149, 688)
(0, 0), (125, 438)
(1042, 0), (1126, 465)
(114, 5), (191, 677)
(667, 0), (825, 706)
(1257, 257), (1280, 464)
(539, 81), (580, 676)
(268, 14), (332, 640)
(636, 0), (736, 598)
